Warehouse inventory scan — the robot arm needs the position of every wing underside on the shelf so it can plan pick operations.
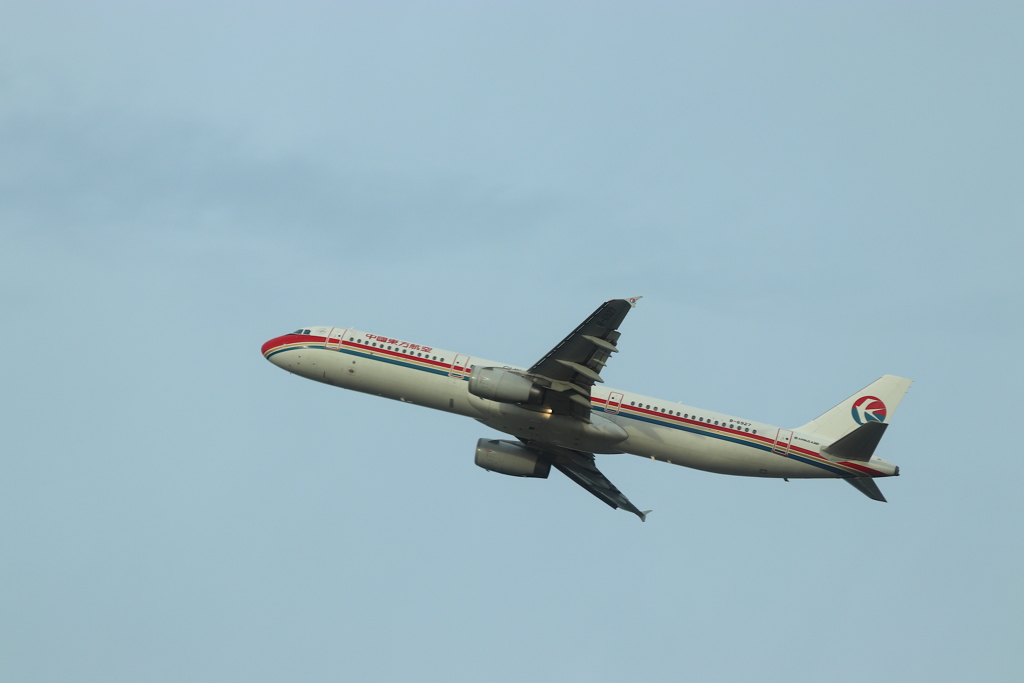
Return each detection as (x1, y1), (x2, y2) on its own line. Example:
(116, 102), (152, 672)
(520, 439), (650, 521)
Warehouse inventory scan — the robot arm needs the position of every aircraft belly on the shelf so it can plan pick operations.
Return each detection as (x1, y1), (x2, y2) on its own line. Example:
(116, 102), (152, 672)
(472, 398), (628, 453)
(618, 422), (837, 479)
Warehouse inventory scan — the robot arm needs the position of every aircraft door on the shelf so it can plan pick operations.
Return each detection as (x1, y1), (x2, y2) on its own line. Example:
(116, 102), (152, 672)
(450, 354), (471, 378)
(325, 327), (346, 350)
(605, 391), (624, 414)
(772, 428), (794, 456)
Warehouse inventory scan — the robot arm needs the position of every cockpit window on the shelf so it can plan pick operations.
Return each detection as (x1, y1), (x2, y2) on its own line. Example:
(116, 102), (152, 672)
(303, 329), (311, 335)
(293, 329), (303, 334)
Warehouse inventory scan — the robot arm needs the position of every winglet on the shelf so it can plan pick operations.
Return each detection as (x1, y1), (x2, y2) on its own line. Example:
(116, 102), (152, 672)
(627, 296), (642, 308)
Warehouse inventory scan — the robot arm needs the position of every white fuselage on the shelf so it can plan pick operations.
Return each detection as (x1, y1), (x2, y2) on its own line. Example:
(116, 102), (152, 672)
(262, 326), (897, 480)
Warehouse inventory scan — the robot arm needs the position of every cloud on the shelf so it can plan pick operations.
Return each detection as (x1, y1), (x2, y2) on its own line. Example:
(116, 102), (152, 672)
(0, 110), (560, 258)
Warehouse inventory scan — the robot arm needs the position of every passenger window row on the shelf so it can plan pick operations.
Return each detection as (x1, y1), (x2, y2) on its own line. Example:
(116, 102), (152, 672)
(347, 337), (443, 362)
(626, 400), (756, 434)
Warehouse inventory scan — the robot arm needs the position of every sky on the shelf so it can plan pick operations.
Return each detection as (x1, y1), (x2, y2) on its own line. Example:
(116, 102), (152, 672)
(1, 2), (1022, 681)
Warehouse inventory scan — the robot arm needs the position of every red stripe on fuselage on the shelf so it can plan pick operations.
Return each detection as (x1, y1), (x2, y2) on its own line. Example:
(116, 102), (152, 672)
(263, 335), (452, 371)
(597, 396), (856, 467)
(837, 461), (883, 476)
(602, 397), (773, 444)
(262, 334), (324, 355)
(340, 339), (451, 370)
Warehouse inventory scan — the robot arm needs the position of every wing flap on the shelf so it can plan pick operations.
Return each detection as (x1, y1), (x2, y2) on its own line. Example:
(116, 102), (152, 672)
(555, 359), (604, 383)
(527, 298), (639, 421)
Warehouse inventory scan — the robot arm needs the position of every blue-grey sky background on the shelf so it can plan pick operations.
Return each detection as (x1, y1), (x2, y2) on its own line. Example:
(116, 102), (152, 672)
(2, 2), (1021, 681)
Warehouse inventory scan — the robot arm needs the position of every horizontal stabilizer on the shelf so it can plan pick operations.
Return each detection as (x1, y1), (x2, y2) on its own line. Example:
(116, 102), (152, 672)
(823, 422), (888, 462)
(846, 477), (887, 502)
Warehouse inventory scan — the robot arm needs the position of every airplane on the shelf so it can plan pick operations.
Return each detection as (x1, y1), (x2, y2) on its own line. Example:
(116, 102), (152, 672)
(261, 298), (911, 521)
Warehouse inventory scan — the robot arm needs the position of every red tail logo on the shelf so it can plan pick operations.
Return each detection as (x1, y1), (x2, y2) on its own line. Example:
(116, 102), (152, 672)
(851, 396), (887, 424)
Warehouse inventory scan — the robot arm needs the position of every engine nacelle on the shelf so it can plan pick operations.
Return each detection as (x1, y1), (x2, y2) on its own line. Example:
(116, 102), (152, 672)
(475, 439), (551, 478)
(468, 367), (544, 405)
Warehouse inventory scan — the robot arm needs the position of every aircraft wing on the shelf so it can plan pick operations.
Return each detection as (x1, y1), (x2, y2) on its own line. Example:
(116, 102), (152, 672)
(521, 439), (650, 521)
(527, 297), (640, 422)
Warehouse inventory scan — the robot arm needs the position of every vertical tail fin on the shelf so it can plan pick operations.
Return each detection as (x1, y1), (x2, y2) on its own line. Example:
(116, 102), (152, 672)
(796, 375), (913, 442)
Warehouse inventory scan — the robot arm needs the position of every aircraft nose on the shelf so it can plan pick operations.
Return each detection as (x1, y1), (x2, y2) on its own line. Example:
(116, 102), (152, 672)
(262, 335), (287, 359)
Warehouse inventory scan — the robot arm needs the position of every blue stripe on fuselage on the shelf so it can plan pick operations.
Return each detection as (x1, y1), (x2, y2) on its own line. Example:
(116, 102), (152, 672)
(596, 406), (848, 476)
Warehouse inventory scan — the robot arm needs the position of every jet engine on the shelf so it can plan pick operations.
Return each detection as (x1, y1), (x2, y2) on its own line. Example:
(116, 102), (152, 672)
(468, 367), (544, 405)
(474, 439), (551, 478)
